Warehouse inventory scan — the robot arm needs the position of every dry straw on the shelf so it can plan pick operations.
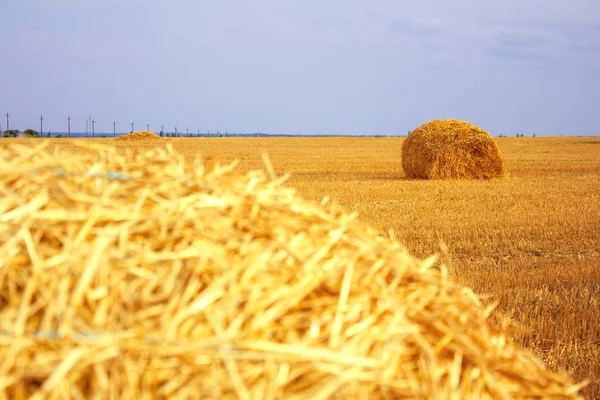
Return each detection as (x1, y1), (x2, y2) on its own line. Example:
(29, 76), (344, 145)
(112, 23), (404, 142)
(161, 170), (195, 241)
(115, 131), (164, 141)
(402, 119), (505, 180)
(0, 141), (583, 399)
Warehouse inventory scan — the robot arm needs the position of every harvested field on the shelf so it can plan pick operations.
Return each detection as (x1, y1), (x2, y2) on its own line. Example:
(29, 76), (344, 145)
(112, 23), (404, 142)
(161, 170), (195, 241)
(1, 136), (599, 398)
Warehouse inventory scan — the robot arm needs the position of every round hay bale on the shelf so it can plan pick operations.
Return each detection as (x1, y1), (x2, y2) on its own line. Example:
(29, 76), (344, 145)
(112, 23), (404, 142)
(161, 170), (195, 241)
(0, 141), (582, 398)
(116, 131), (164, 141)
(402, 119), (505, 180)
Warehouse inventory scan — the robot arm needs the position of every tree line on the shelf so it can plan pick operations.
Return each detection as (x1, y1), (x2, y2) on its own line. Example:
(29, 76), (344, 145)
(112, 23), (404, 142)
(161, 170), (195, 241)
(2, 129), (58, 138)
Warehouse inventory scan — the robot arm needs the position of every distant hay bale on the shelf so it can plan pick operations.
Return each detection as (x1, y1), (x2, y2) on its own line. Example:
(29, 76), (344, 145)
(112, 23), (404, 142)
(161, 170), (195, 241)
(116, 131), (163, 141)
(0, 141), (583, 399)
(402, 119), (505, 180)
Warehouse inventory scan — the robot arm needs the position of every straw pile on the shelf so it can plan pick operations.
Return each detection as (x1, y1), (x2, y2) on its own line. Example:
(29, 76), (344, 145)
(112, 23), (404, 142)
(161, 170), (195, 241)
(402, 119), (505, 180)
(0, 141), (583, 399)
(116, 131), (163, 141)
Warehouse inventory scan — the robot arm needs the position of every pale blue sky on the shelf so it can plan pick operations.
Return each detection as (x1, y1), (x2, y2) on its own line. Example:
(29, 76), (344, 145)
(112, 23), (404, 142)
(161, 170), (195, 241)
(1, 0), (599, 135)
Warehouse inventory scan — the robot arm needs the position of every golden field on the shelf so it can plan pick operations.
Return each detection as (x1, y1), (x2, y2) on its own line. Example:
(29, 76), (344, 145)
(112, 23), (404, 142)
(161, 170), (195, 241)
(2, 136), (599, 397)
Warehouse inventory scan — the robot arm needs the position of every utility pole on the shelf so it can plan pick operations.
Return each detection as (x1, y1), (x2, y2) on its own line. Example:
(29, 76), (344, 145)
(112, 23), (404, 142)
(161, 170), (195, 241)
(175, 127), (178, 137)
(92, 119), (95, 137)
(131, 122), (134, 133)
(67, 116), (71, 138)
(86, 118), (88, 137)
(5, 113), (9, 131)
(113, 121), (116, 137)
(161, 125), (164, 133)
(40, 115), (44, 137)
(197, 129), (200, 137)
(186, 127), (189, 136)
(146, 124), (150, 132)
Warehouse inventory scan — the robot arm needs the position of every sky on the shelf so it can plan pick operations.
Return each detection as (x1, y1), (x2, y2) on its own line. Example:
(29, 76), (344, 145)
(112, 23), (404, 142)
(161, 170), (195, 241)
(1, 0), (599, 136)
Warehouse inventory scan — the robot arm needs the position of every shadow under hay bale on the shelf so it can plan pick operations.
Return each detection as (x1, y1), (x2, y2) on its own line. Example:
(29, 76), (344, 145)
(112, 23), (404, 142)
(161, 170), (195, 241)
(402, 119), (505, 180)
(0, 141), (583, 399)
(116, 131), (164, 141)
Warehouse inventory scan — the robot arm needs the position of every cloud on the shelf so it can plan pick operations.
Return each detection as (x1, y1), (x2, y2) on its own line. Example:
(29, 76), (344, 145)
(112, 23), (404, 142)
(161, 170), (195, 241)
(494, 32), (550, 48)
(488, 47), (548, 62)
(388, 17), (442, 36)
(487, 31), (552, 62)
(554, 22), (600, 53)
(485, 19), (600, 60)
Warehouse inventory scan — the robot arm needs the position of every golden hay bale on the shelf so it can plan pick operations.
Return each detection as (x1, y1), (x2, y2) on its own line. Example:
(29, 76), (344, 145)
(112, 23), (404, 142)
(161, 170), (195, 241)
(0, 141), (583, 399)
(402, 119), (505, 180)
(115, 131), (164, 141)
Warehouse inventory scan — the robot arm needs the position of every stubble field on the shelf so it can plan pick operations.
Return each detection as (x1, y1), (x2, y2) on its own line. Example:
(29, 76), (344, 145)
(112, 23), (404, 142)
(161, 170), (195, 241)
(3, 136), (600, 397)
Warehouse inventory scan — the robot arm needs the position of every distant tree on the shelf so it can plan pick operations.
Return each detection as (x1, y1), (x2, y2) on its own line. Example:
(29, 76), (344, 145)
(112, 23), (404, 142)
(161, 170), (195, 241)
(23, 129), (39, 138)
(3, 129), (19, 137)
(159, 130), (164, 137)
(516, 132), (520, 137)
(47, 131), (51, 138)
(533, 133), (536, 137)
(56, 134), (64, 138)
